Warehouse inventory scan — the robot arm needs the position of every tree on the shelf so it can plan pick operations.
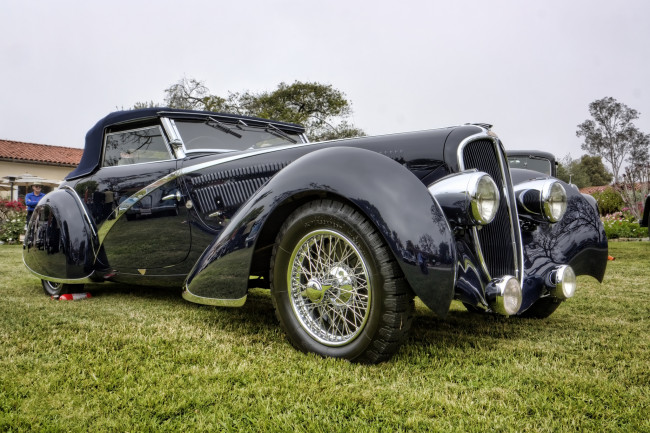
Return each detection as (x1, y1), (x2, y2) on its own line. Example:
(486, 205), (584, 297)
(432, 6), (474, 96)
(580, 154), (614, 186)
(618, 137), (650, 220)
(576, 97), (649, 183)
(556, 154), (612, 188)
(138, 78), (365, 141)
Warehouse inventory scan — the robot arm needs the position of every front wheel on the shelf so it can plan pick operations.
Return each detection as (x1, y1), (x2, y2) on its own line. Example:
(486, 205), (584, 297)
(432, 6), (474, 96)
(41, 280), (84, 297)
(270, 200), (414, 363)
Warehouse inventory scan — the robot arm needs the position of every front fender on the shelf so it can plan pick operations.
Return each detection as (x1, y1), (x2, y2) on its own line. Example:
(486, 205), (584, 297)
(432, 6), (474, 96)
(23, 187), (99, 283)
(522, 184), (608, 281)
(184, 146), (457, 317)
(510, 169), (608, 311)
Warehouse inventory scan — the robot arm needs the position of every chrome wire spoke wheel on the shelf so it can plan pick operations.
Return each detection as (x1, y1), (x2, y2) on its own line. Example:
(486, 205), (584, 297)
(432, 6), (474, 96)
(287, 229), (371, 346)
(42, 280), (63, 296)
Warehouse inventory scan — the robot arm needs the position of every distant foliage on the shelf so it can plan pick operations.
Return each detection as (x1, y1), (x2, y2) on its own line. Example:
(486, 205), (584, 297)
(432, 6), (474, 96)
(0, 200), (26, 244)
(591, 188), (624, 215)
(136, 78), (365, 142)
(615, 156), (649, 221)
(576, 96), (649, 183)
(601, 211), (648, 239)
(556, 154), (612, 188)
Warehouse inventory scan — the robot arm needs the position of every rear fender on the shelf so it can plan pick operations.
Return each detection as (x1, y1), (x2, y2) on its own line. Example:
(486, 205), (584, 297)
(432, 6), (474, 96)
(184, 146), (457, 317)
(23, 187), (99, 283)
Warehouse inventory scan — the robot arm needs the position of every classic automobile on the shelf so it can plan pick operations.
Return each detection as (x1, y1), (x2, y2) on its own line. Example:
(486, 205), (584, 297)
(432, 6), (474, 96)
(507, 150), (557, 177)
(23, 109), (608, 363)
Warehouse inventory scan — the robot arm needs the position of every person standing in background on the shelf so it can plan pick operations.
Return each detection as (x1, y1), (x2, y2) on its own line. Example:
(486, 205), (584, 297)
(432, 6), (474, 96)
(25, 183), (45, 227)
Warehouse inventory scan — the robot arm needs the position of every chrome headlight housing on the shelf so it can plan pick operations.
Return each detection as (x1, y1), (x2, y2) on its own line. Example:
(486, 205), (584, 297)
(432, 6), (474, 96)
(547, 265), (577, 299)
(470, 175), (500, 225)
(428, 171), (500, 226)
(541, 181), (567, 223)
(485, 275), (522, 316)
(515, 179), (567, 223)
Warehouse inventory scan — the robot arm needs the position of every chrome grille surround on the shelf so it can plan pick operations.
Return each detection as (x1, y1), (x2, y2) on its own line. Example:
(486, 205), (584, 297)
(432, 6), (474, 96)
(457, 131), (523, 284)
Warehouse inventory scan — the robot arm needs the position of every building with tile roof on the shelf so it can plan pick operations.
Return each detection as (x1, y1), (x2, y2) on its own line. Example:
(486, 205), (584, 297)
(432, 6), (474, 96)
(0, 139), (83, 199)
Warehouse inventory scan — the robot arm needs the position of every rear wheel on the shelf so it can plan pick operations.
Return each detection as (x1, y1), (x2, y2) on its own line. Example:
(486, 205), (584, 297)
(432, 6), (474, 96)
(270, 200), (414, 363)
(41, 280), (84, 297)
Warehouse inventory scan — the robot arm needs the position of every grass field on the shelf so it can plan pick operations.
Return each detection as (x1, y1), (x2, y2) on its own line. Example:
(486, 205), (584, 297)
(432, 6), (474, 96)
(1, 243), (648, 432)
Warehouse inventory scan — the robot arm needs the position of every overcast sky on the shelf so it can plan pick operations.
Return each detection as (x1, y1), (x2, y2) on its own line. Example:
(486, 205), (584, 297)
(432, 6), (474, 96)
(2, 0), (649, 166)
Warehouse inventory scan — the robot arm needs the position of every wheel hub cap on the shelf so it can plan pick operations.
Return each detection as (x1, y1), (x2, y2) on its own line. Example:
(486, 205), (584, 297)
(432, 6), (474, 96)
(304, 279), (325, 303)
(288, 229), (371, 346)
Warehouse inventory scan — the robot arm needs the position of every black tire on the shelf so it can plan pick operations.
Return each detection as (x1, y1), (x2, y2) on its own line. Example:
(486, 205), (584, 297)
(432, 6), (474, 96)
(518, 297), (563, 318)
(41, 280), (84, 297)
(270, 200), (414, 363)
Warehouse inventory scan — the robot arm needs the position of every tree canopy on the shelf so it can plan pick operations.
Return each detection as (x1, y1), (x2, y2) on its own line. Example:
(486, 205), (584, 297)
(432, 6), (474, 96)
(576, 97), (649, 183)
(556, 154), (612, 188)
(136, 78), (365, 141)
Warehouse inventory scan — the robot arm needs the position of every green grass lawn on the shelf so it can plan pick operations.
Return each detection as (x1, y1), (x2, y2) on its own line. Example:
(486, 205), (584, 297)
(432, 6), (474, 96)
(1, 243), (648, 432)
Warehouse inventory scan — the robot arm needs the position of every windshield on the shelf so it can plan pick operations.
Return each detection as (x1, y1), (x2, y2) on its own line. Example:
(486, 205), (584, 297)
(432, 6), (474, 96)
(174, 119), (305, 152)
(508, 156), (552, 176)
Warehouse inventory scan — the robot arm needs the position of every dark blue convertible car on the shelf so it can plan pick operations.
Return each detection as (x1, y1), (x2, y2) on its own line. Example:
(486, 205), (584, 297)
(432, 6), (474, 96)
(23, 109), (608, 362)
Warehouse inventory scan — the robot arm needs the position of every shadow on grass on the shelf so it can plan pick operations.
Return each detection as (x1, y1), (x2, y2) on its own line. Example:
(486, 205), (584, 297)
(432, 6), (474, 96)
(80, 282), (279, 328)
(79, 279), (551, 358)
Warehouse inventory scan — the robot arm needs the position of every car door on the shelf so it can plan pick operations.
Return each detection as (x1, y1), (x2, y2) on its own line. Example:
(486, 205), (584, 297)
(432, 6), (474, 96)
(84, 123), (192, 273)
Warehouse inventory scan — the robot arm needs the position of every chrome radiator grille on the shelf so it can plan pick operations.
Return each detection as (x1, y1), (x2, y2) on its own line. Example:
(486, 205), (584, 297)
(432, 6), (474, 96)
(461, 139), (522, 280)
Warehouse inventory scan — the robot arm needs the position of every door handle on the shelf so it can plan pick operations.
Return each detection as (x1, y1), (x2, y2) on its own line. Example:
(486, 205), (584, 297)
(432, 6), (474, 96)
(162, 190), (182, 202)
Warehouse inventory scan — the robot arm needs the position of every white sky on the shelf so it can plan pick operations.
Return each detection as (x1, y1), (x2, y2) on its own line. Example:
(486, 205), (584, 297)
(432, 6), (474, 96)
(2, 0), (649, 166)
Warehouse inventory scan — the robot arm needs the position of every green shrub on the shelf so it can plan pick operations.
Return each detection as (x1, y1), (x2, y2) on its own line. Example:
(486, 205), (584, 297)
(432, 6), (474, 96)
(0, 200), (26, 244)
(591, 187), (624, 215)
(601, 211), (649, 239)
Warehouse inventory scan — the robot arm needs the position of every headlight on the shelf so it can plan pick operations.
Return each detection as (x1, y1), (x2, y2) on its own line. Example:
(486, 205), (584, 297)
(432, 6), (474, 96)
(485, 276), (522, 316)
(548, 265), (576, 299)
(515, 179), (567, 223)
(428, 171), (500, 226)
(542, 181), (567, 223)
(470, 175), (500, 225)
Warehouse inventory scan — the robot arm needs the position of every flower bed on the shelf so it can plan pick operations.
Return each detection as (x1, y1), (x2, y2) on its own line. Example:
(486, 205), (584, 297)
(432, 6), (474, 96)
(0, 200), (27, 244)
(601, 211), (649, 239)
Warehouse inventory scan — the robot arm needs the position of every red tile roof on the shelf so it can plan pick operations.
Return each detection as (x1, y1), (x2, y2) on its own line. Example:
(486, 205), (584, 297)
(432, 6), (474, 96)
(579, 185), (611, 194)
(0, 139), (83, 166)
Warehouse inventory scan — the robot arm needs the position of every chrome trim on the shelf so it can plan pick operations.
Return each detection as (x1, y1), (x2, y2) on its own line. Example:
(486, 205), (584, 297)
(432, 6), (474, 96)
(471, 226), (491, 279)
(458, 130), (524, 285)
(161, 190), (182, 202)
(98, 158), (178, 168)
(96, 170), (182, 245)
(185, 148), (238, 154)
(515, 179), (567, 223)
(182, 288), (247, 307)
(60, 185), (98, 239)
(541, 181), (567, 223)
(427, 170), (500, 226)
(161, 117), (185, 159)
(485, 275), (522, 316)
(287, 229), (371, 347)
(548, 265), (576, 299)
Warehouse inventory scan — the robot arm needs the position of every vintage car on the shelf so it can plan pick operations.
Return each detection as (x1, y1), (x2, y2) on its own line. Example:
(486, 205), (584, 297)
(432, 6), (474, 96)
(641, 194), (650, 227)
(507, 150), (557, 177)
(23, 109), (608, 363)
